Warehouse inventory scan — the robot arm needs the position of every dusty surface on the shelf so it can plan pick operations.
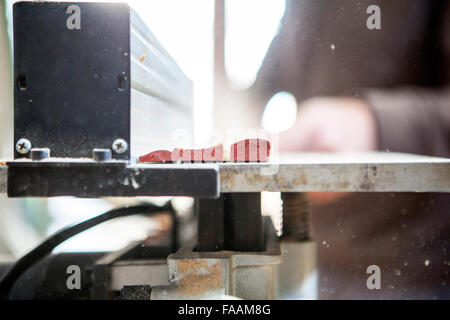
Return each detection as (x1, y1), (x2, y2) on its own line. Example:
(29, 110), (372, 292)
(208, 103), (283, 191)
(174, 259), (223, 296)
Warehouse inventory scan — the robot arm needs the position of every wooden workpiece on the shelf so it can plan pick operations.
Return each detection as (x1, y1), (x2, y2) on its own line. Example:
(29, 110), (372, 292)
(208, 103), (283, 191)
(138, 139), (270, 163)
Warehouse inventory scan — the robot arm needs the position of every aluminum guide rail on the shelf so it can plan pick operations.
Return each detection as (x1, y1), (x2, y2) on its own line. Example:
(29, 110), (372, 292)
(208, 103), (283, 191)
(219, 152), (450, 193)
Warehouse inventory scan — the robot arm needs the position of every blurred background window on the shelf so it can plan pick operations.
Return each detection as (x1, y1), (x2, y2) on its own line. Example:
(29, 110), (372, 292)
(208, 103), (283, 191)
(225, 0), (285, 89)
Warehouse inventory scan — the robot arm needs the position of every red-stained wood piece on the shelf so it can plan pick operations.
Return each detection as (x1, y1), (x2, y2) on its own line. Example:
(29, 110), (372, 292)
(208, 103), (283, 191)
(230, 138), (271, 162)
(138, 149), (172, 162)
(139, 139), (270, 163)
(172, 144), (223, 162)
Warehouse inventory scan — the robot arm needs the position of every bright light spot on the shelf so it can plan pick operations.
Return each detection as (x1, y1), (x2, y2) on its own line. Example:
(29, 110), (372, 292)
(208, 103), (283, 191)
(262, 92), (297, 132)
(261, 192), (282, 236)
(225, 0), (285, 89)
(126, 0), (214, 144)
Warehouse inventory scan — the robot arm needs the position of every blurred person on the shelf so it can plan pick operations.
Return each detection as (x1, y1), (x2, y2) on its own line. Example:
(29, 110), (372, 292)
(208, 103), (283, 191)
(249, 0), (450, 299)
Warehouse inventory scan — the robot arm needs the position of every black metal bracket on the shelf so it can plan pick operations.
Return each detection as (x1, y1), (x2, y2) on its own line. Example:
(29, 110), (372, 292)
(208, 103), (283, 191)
(197, 193), (264, 252)
(7, 160), (219, 198)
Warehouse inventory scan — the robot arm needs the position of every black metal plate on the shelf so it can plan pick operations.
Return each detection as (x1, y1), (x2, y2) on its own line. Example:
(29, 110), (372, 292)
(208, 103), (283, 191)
(7, 161), (219, 198)
(13, 2), (131, 159)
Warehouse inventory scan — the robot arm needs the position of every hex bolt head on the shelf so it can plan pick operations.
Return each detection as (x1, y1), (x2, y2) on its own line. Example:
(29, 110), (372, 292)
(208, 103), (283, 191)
(15, 138), (31, 154)
(112, 138), (128, 154)
(30, 148), (50, 160)
(93, 148), (112, 161)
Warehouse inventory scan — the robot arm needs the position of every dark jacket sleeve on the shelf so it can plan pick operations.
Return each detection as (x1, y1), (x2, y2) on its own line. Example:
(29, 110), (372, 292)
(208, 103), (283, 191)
(364, 3), (450, 158)
(365, 87), (450, 157)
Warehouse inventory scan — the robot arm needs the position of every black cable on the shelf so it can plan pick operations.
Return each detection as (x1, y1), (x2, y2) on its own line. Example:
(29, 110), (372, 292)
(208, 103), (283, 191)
(0, 203), (173, 300)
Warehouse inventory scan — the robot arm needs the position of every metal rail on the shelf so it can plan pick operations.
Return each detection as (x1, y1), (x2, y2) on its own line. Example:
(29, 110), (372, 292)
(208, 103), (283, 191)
(1, 152), (450, 197)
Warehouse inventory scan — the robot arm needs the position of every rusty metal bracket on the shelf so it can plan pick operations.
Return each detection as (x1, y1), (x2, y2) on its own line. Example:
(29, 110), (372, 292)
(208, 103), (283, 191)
(151, 217), (281, 300)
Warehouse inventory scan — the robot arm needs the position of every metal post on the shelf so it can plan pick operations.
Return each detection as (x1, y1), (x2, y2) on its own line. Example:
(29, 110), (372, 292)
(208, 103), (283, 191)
(196, 196), (225, 251)
(223, 193), (264, 252)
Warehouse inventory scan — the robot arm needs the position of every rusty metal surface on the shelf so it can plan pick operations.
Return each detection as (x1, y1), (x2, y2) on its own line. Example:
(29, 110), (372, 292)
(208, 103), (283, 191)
(219, 152), (450, 193)
(151, 243), (281, 299)
(151, 217), (281, 299)
(281, 193), (309, 240)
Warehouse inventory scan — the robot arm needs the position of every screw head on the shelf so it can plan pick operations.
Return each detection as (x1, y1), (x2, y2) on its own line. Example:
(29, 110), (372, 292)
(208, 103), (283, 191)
(16, 138), (31, 154)
(112, 139), (128, 154)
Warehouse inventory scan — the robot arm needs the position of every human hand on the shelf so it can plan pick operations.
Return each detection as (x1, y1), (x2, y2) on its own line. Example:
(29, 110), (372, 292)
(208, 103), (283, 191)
(279, 97), (377, 204)
(280, 97), (377, 152)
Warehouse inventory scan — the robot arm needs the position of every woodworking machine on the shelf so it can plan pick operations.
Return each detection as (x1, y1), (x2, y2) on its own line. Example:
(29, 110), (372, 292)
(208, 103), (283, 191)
(0, 1), (449, 300)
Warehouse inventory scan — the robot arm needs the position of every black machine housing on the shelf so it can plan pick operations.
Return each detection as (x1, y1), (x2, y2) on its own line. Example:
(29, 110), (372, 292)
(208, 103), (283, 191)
(13, 1), (192, 160)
